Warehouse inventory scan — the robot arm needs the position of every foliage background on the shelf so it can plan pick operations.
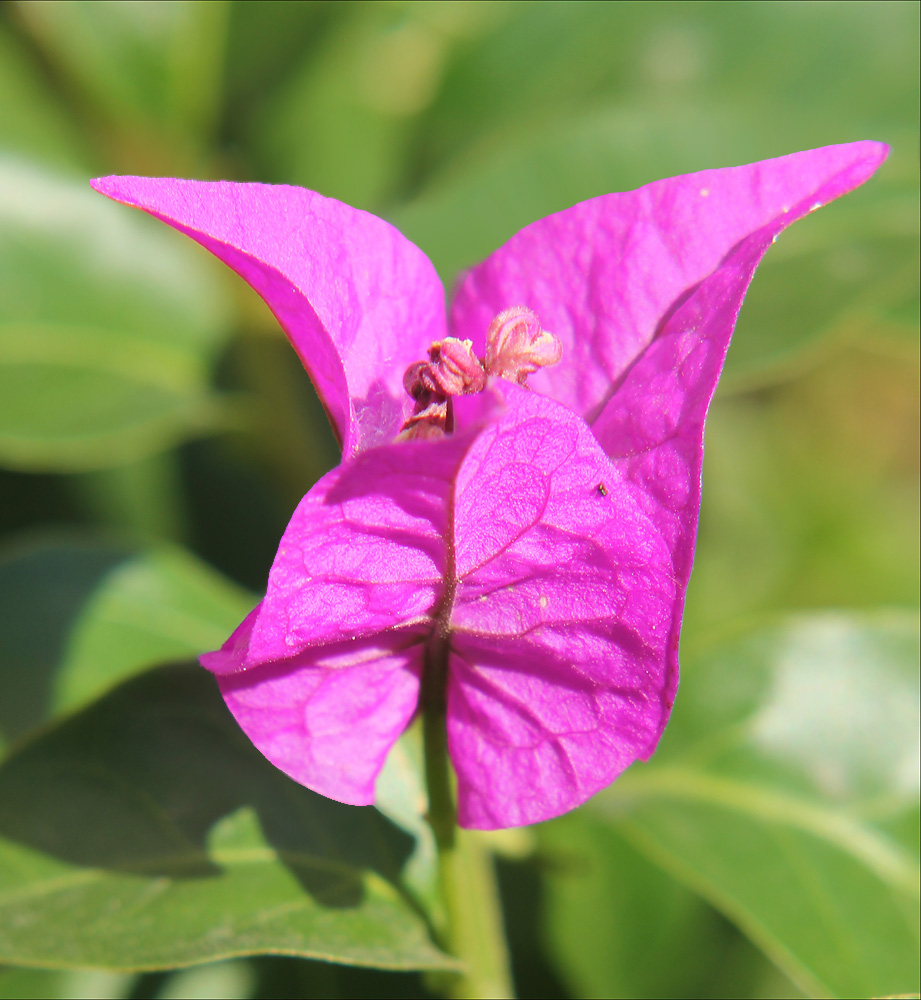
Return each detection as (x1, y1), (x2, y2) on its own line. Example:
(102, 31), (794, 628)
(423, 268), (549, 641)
(0, 2), (917, 998)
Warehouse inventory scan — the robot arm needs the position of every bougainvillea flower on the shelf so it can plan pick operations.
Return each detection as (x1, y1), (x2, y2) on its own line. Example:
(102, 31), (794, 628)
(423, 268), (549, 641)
(92, 141), (887, 829)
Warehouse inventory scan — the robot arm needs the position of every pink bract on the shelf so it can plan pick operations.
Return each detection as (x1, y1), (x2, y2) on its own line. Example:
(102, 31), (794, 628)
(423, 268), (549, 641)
(92, 141), (888, 829)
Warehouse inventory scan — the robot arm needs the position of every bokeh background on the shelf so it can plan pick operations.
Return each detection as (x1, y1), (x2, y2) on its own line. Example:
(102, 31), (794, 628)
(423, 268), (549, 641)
(0, 2), (917, 999)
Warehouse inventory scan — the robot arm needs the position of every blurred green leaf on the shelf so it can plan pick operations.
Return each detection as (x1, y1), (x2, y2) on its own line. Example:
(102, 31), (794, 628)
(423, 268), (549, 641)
(391, 0), (918, 381)
(599, 613), (920, 999)
(0, 22), (89, 168)
(0, 666), (452, 973)
(13, 0), (228, 158)
(413, 1), (918, 192)
(685, 347), (920, 634)
(539, 812), (806, 999)
(153, 959), (255, 1000)
(249, 2), (495, 209)
(392, 103), (917, 385)
(222, 1), (336, 122)
(0, 159), (232, 471)
(248, 3), (421, 208)
(73, 451), (189, 543)
(729, 169), (920, 384)
(0, 966), (135, 1000)
(0, 354), (224, 471)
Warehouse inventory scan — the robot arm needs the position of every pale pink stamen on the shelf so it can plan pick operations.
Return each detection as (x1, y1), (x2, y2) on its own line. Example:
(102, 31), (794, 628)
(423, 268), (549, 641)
(484, 306), (562, 385)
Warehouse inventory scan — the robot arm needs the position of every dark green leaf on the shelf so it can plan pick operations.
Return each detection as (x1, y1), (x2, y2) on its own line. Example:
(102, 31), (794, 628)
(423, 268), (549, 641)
(0, 538), (252, 746)
(0, 537), (130, 746)
(0, 665), (453, 972)
(598, 613), (920, 999)
(54, 546), (254, 714)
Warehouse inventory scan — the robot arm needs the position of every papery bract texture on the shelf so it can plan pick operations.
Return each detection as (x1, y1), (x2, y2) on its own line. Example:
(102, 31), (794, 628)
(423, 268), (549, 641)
(447, 386), (675, 827)
(93, 141), (888, 828)
(89, 176), (447, 456)
(450, 142), (886, 425)
(207, 384), (675, 826)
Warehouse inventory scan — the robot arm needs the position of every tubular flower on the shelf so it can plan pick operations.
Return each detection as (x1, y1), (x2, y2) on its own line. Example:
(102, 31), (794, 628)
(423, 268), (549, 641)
(92, 142), (888, 829)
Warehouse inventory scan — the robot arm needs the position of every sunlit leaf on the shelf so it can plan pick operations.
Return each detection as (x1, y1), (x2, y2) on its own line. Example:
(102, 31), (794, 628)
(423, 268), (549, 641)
(0, 537), (129, 746)
(538, 812), (807, 999)
(55, 546), (254, 714)
(598, 613), (920, 1000)
(0, 537), (251, 745)
(0, 966), (135, 1000)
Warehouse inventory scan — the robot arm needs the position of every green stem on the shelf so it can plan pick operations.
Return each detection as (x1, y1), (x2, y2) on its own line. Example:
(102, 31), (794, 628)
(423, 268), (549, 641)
(422, 630), (515, 1000)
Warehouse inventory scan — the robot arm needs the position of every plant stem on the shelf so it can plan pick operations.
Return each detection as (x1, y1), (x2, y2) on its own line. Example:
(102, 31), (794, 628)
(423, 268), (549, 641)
(421, 631), (515, 1000)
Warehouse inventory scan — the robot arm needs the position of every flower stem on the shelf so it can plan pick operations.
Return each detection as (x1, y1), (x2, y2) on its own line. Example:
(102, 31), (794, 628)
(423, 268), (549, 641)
(421, 632), (515, 1000)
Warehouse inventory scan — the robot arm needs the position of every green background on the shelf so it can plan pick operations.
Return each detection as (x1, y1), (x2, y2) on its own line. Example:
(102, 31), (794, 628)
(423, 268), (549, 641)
(0, 2), (917, 998)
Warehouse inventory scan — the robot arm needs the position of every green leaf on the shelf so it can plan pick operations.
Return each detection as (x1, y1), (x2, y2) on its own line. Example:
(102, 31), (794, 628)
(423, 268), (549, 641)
(727, 170), (920, 385)
(538, 812), (806, 999)
(0, 537), (130, 746)
(152, 960), (255, 1000)
(599, 613), (920, 999)
(248, 5), (425, 209)
(54, 546), (254, 715)
(374, 722), (439, 917)
(0, 159), (232, 471)
(0, 537), (252, 746)
(684, 348), (921, 635)
(0, 665), (453, 973)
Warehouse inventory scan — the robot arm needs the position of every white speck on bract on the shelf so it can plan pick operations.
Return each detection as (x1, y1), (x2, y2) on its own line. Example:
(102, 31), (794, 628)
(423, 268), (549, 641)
(539, 596), (548, 609)
(699, 188), (709, 197)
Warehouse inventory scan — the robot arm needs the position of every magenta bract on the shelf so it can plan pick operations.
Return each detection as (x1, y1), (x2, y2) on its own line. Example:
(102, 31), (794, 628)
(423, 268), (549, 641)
(92, 142), (888, 829)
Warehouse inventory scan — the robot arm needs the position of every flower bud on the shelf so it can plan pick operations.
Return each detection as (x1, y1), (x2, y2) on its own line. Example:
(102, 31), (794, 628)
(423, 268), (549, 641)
(428, 338), (487, 395)
(485, 307), (562, 385)
(403, 360), (436, 400)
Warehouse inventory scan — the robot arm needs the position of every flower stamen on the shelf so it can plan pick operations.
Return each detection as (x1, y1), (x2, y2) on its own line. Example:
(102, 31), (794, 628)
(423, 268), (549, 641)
(399, 309), (562, 439)
(485, 307), (562, 385)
